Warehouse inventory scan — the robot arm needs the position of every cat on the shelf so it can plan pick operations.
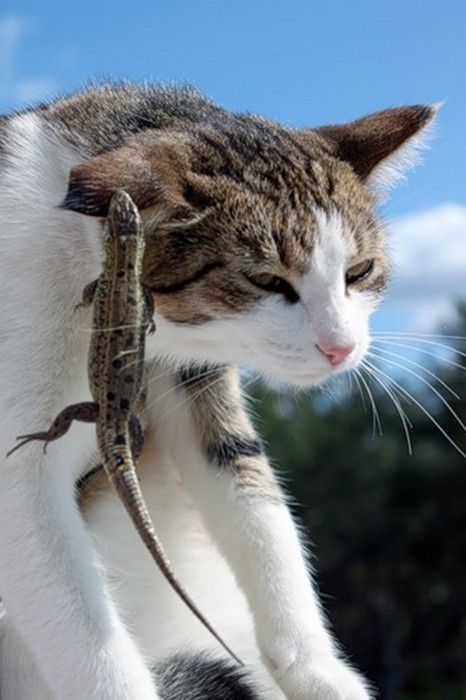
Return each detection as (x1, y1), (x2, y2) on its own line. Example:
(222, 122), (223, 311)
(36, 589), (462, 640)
(0, 84), (436, 699)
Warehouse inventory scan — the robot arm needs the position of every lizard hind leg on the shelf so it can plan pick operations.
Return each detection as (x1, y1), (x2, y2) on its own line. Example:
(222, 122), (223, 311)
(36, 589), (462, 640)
(128, 414), (144, 461)
(6, 402), (99, 457)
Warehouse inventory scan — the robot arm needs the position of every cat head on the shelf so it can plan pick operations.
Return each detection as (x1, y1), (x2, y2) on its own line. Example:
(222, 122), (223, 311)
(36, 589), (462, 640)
(63, 101), (436, 387)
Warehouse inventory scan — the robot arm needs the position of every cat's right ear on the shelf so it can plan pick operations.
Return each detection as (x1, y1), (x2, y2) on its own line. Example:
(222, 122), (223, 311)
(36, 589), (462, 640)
(60, 142), (189, 217)
(308, 103), (440, 191)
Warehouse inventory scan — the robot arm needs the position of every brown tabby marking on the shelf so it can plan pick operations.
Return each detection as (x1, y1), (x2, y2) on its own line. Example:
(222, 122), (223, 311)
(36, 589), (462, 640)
(52, 85), (434, 328)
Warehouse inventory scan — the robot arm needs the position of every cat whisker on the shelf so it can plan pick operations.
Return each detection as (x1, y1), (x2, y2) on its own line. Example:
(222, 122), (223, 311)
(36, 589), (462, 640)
(360, 362), (413, 454)
(150, 372), (227, 427)
(113, 349), (139, 359)
(354, 368), (382, 437)
(368, 345), (461, 399)
(77, 323), (143, 334)
(373, 331), (466, 341)
(372, 335), (466, 359)
(363, 358), (466, 459)
(3, 321), (144, 337)
(142, 367), (224, 417)
(117, 356), (145, 374)
(351, 370), (368, 412)
(366, 351), (466, 435)
(370, 339), (466, 371)
(146, 364), (222, 390)
(180, 373), (228, 423)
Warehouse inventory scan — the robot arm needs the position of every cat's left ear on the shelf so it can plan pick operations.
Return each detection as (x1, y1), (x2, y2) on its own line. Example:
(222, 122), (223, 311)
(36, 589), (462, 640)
(306, 103), (440, 190)
(59, 139), (191, 217)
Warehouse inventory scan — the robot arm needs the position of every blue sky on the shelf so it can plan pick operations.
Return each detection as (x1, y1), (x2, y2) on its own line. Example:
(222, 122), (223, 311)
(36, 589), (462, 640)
(1, 0), (465, 336)
(1, 0), (465, 214)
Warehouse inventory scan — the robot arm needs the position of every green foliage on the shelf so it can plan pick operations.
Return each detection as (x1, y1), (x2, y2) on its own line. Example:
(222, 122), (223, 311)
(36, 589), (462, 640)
(252, 305), (466, 699)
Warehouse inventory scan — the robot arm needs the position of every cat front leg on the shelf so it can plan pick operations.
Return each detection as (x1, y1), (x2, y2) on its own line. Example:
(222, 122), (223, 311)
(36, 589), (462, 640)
(0, 419), (159, 699)
(174, 366), (372, 700)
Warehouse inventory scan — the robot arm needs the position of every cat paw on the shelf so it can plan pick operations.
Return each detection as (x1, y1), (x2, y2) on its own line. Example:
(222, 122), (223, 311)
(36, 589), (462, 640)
(265, 651), (372, 700)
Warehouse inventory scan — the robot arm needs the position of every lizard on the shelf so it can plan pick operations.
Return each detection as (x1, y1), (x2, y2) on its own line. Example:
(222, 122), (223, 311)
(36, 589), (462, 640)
(7, 189), (242, 666)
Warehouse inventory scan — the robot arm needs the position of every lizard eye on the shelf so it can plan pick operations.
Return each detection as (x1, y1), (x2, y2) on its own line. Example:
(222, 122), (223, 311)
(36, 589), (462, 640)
(244, 272), (300, 303)
(345, 259), (374, 286)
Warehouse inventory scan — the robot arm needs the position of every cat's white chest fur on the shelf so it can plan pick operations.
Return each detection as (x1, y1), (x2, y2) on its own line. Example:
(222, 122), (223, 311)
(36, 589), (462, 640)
(83, 370), (282, 696)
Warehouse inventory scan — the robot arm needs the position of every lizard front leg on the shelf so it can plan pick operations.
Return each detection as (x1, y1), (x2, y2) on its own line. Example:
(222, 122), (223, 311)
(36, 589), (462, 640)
(7, 402), (98, 456)
(75, 278), (99, 310)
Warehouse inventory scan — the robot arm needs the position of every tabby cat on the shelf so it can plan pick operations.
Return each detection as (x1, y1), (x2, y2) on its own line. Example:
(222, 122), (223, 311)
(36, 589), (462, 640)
(0, 84), (435, 699)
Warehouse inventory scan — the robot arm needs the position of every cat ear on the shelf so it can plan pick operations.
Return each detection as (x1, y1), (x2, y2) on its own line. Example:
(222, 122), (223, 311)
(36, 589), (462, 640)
(312, 104), (440, 190)
(60, 141), (188, 217)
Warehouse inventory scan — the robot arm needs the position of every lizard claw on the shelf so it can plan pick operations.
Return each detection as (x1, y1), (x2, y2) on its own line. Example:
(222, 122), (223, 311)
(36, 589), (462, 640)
(6, 436), (34, 457)
(6, 433), (49, 458)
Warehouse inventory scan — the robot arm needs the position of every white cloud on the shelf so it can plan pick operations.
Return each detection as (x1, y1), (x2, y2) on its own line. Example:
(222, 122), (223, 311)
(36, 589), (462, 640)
(0, 16), (27, 76)
(0, 15), (62, 108)
(380, 203), (466, 331)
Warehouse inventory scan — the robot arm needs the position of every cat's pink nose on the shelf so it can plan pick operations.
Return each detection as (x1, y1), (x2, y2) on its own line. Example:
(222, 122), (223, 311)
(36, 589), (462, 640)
(317, 343), (355, 366)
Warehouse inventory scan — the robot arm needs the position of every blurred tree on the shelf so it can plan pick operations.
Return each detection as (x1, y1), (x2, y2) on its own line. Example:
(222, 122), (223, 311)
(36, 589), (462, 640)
(252, 303), (466, 699)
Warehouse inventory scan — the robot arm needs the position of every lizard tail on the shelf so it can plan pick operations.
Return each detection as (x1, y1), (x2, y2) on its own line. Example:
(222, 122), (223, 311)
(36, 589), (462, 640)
(110, 467), (244, 667)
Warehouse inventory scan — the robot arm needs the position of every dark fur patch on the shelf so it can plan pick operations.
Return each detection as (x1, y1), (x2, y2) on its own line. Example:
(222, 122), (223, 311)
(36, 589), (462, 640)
(155, 652), (260, 700)
(207, 435), (263, 468)
(178, 362), (223, 386)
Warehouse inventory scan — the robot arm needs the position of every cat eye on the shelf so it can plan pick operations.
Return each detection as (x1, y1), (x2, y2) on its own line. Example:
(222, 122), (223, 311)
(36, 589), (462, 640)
(245, 272), (300, 303)
(345, 259), (374, 286)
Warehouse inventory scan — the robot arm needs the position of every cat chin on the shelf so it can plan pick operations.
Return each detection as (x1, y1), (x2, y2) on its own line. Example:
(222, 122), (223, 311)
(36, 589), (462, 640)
(260, 367), (333, 390)
(259, 355), (365, 390)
